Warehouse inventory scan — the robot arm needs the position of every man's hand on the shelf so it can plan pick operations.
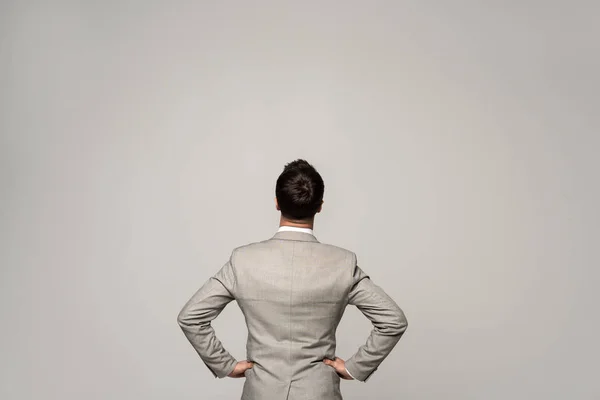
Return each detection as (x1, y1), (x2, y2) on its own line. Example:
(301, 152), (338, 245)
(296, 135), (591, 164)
(227, 360), (254, 378)
(323, 357), (354, 380)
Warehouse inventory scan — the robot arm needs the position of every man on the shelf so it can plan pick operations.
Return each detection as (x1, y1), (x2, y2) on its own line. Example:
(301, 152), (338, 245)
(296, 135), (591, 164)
(177, 159), (408, 400)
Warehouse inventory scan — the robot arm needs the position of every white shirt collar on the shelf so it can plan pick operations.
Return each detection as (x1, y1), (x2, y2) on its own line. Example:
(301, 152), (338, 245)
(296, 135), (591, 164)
(277, 225), (314, 235)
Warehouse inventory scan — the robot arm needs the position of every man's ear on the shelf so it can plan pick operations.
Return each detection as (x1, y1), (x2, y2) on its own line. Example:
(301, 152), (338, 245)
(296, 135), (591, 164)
(275, 196), (280, 211)
(317, 200), (324, 213)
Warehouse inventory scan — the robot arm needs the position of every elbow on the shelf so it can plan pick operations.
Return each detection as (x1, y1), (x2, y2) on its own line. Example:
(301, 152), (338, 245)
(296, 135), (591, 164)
(375, 308), (408, 336)
(390, 308), (408, 336)
(397, 313), (408, 335)
(177, 307), (211, 330)
(177, 307), (191, 328)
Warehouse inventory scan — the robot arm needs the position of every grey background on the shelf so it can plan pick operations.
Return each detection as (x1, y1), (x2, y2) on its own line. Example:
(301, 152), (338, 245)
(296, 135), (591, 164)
(1, 1), (598, 399)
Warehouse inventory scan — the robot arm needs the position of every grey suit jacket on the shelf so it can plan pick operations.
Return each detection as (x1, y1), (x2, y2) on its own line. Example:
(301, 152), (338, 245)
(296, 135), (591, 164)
(177, 230), (408, 400)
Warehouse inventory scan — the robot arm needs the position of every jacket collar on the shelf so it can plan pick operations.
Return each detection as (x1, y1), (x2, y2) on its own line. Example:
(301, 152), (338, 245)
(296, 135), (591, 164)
(270, 230), (319, 242)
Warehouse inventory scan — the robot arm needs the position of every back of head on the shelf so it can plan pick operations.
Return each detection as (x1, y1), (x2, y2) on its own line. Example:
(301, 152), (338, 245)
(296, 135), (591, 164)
(276, 159), (324, 220)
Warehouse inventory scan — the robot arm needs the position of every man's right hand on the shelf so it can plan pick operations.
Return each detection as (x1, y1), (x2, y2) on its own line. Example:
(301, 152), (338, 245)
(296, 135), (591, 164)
(323, 357), (354, 380)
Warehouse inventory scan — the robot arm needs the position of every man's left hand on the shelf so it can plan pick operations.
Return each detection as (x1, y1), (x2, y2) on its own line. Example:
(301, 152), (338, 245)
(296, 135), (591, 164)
(227, 360), (254, 378)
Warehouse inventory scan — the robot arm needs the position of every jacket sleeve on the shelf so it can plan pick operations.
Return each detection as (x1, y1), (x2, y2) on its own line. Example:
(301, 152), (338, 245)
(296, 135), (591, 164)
(177, 251), (238, 378)
(344, 253), (408, 382)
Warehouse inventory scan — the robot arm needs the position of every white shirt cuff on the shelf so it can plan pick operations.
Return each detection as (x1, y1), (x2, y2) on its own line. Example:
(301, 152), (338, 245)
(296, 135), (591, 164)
(345, 367), (357, 380)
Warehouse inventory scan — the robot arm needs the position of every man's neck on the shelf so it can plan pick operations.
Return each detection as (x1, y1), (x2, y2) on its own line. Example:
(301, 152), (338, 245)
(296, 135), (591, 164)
(279, 216), (314, 230)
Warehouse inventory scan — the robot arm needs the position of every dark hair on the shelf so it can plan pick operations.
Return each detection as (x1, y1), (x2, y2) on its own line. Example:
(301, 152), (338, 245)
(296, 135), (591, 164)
(275, 159), (324, 220)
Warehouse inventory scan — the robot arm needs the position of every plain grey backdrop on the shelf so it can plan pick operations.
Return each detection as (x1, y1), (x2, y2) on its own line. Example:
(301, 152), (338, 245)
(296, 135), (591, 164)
(1, 1), (598, 399)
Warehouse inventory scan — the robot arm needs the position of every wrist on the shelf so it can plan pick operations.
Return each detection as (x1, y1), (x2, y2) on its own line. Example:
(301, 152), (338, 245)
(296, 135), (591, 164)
(345, 367), (357, 380)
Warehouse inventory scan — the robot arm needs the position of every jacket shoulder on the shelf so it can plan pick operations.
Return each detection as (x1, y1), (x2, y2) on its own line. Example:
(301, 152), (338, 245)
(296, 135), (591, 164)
(229, 238), (274, 259)
(231, 238), (272, 252)
(230, 239), (356, 261)
(315, 241), (356, 259)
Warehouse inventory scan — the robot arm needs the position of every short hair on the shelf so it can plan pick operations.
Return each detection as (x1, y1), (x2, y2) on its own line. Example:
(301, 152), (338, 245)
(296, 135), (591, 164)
(275, 159), (324, 220)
